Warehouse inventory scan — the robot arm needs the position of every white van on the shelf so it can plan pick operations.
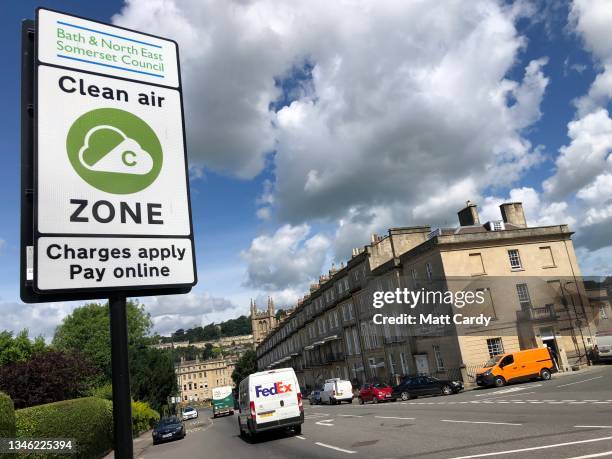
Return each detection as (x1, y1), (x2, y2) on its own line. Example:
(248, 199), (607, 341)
(237, 368), (304, 439)
(320, 378), (354, 404)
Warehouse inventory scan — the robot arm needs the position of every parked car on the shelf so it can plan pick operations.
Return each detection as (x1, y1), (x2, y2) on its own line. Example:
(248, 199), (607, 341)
(308, 388), (323, 405)
(594, 334), (612, 363)
(358, 382), (395, 404)
(320, 378), (354, 404)
(475, 347), (557, 387)
(152, 416), (185, 445)
(182, 406), (198, 420)
(237, 367), (304, 440)
(392, 376), (463, 400)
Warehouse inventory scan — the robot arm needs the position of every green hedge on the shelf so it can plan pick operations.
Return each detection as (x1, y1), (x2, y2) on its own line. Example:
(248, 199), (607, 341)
(0, 391), (15, 437)
(15, 397), (113, 459)
(132, 400), (159, 435)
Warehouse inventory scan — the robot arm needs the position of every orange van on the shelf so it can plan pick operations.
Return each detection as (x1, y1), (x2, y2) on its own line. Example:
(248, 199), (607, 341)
(475, 347), (557, 387)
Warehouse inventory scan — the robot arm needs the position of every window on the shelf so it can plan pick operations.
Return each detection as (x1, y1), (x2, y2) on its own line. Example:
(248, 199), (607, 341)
(352, 327), (361, 354)
(486, 337), (504, 358)
(600, 305), (609, 320)
(433, 344), (444, 370)
(539, 246), (555, 267)
(508, 249), (522, 270)
(344, 330), (353, 355)
(411, 268), (419, 287)
(400, 352), (407, 375)
(516, 283), (532, 310)
(468, 253), (485, 275)
(388, 354), (396, 375)
(426, 263), (433, 282)
(500, 355), (514, 367)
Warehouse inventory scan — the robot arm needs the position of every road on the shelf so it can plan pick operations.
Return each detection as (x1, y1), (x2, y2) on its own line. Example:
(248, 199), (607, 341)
(132, 365), (612, 458)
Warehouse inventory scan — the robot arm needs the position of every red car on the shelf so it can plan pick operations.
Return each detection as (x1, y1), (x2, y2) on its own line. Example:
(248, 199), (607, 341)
(358, 383), (395, 404)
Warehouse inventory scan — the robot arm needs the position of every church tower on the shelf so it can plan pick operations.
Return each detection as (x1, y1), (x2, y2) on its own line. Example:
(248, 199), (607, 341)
(250, 297), (278, 346)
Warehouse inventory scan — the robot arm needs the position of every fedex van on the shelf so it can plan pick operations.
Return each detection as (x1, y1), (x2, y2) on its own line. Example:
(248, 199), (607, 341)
(237, 368), (304, 439)
(476, 347), (557, 388)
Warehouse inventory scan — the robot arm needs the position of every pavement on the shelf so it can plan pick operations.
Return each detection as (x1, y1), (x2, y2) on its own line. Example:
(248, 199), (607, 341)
(113, 364), (612, 458)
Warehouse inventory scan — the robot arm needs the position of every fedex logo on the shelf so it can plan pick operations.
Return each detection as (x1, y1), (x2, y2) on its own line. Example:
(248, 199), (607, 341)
(255, 381), (292, 397)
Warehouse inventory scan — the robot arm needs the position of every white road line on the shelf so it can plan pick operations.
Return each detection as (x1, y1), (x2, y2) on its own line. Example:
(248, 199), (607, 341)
(315, 419), (334, 426)
(575, 426), (612, 429)
(556, 376), (603, 388)
(375, 416), (415, 420)
(449, 435), (612, 459)
(564, 450), (612, 458)
(315, 442), (357, 454)
(441, 420), (522, 426)
(295, 435), (306, 440)
(339, 414), (363, 418)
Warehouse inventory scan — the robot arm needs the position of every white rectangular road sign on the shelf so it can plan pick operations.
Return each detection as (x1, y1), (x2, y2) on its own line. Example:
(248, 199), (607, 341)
(37, 237), (194, 291)
(37, 66), (190, 236)
(33, 8), (195, 294)
(37, 9), (179, 87)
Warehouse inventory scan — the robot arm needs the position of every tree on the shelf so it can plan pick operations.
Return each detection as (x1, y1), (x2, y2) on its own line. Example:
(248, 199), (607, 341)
(0, 329), (46, 366)
(0, 350), (101, 408)
(53, 301), (152, 379)
(129, 347), (177, 412)
(231, 349), (257, 386)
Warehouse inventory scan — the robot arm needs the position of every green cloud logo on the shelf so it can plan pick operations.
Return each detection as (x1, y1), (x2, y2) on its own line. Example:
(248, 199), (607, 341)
(66, 108), (163, 194)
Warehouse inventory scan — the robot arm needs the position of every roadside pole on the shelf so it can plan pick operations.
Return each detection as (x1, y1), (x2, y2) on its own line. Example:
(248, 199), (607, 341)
(109, 296), (133, 458)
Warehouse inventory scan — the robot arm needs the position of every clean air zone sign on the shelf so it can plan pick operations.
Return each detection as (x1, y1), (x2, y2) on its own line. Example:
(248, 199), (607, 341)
(33, 8), (196, 294)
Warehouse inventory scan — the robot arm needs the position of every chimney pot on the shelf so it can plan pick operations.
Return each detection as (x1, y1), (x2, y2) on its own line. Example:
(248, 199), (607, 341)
(500, 202), (527, 227)
(458, 202), (480, 226)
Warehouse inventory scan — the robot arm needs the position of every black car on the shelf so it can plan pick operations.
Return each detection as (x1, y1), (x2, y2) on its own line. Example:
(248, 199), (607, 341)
(392, 376), (463, 400)
(152, 416), (186, 445)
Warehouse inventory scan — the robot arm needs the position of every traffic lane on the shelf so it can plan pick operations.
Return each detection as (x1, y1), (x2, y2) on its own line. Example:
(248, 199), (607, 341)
(303, 404), (612, 458)
(140, 408), (350, 459)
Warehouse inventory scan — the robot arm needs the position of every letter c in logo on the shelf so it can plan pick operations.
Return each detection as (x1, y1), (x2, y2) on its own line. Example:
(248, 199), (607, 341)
(122, 150), (137, 167)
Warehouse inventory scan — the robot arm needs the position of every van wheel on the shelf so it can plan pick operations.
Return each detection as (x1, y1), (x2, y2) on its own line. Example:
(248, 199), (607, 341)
(401, 392), (410, 401)
(294, 424), (302, 435)
(359, 397), (364, 405)
(494, 376), (506, 387)
(540, 368), (552, 381)
(441, 385), (453, 395)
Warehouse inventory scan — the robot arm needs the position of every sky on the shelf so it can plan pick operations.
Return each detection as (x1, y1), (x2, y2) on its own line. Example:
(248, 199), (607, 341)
(1, 0), (611, 340)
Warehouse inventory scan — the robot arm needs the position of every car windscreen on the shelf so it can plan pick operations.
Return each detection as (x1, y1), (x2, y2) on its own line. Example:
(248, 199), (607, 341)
(484, 354), (503, 367)
(373, 383), (389, 388)
(158, 417), (180, 426)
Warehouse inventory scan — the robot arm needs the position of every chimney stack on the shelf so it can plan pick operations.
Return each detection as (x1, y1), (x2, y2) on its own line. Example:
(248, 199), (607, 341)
(458, 201), (480, 226)
(500, 202), (526, 227)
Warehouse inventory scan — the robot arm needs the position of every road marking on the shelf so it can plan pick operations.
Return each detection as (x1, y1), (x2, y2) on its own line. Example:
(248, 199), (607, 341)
(475, 385), (540, 397)
(449, 435), (612, 459)
(564, 450), (612, 458)
(339, 414), (363, 418)
(441, 419), (522, 426)
(575, 426), (612, 429)
(315, 419), (334, 426)
(315, 442), (357, 454)
(375, 416), (415, 420)
(556, 376), (603, 388)
(295, 435), (306, 440)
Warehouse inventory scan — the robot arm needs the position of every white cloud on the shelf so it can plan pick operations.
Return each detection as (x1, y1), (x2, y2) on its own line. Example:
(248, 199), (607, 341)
(241, 224), (331, 292)
(0, 301), (82, 341)
(143, 292), (240, 336)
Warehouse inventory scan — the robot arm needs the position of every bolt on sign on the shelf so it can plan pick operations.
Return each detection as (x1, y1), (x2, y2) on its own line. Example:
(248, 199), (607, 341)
(21, 8), (196, 302)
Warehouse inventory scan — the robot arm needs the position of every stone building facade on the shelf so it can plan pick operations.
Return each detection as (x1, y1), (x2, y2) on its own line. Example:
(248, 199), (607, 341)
(176, 356), (236, 403)
(256, 202), (599, 391)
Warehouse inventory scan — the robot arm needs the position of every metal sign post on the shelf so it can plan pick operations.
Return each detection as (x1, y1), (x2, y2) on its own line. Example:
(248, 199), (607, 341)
(21, 8), (196, 457)
(109, 295), (133, 458)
